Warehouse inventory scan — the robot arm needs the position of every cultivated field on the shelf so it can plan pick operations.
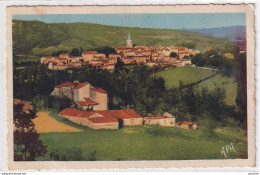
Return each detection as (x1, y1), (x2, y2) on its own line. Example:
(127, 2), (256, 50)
(156, 66), (237, 105)
(33, 111), (83, 133)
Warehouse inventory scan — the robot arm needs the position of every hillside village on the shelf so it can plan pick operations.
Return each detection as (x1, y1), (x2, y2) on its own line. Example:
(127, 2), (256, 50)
(40, 33), (199, 70)
(51, 80), (197, 130)
(39, 33), (201, 130)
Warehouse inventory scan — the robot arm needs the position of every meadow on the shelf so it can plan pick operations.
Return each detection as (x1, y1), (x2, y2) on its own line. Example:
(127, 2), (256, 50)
(156, 66), (237, 105)
(37, 110), (247, 161)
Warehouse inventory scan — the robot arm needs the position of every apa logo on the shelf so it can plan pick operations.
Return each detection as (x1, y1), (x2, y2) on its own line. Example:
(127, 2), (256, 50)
(221, 142), (236, 157)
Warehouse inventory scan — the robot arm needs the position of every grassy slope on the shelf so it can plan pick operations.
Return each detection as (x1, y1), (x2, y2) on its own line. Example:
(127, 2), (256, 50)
(12, 20), (234, 57)
(156, 66), (237, 105)
(37, 110), (247, 160)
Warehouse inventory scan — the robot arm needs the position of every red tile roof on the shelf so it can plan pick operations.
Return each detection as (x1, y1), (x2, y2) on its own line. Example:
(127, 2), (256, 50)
(82, 51), (97, 54)
(74, 83), (87, 89)
(55, 82), (74, 88)
(59, 108), (89, 117)
(93, 87), (107, 94)
(109, 109), (142, 119)
(103, 63), (110, 67)
(59, 108), (141, 123)
(144, 115), (171, 120)
(78, 98), (99, 106)
(57, 58), (68, 61)
(43, 56), (53, 59)
(179, 48), (186, 51)
(88, 114), (118, 123)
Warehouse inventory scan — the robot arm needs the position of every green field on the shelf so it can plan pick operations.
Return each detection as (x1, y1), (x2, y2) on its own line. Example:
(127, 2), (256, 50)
(156, 66), (237, 105)
(14, 55), (40, 63)
(37, 110), (247, 161)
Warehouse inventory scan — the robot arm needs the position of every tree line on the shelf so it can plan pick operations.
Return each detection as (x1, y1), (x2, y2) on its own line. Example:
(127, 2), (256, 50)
(191, 49), (238, 77)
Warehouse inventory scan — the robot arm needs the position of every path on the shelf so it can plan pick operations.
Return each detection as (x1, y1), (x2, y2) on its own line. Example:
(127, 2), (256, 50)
(184, 71), (218, 88)
(33, 111), (83, 133)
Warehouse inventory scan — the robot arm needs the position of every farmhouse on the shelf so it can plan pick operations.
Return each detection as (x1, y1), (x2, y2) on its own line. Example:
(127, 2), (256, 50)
(51, 81), (108, 111)
(59, 108), (142, 129)
(143, 112), (175, 127)
(176, 121), (198, 130)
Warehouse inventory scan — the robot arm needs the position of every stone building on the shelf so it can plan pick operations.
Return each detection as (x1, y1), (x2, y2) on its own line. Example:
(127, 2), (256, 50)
(51, 81), (108, 111)
(143, 112), (175, 127)
(176, 121), (198, 130)
(81, 51), (106, 62)
(59, 108), (142, 129)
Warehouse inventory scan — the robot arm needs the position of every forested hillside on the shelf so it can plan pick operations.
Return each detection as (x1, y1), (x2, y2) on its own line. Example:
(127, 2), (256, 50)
(12, 20), (237, 57)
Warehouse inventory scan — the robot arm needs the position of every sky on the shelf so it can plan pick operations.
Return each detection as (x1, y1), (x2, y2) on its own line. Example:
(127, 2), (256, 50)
(13, 13), (246, 30)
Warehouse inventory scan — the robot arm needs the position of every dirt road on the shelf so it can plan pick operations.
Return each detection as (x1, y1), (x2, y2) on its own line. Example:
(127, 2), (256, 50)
(33, 111), (83, 133)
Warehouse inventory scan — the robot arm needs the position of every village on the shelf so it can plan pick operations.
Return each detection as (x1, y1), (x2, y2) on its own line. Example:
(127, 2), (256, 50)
(51, 80), (198, 130)
(39, 33), (199, 130)
(40, 33), (199, 70)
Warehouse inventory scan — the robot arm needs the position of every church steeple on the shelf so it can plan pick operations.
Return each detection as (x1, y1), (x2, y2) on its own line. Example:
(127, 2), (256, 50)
(127, 32), (131, 40)
(126, 32), (133, 48)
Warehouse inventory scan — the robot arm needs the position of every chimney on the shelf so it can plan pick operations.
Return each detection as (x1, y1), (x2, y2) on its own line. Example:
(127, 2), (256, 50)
(73, 80), (79, 85)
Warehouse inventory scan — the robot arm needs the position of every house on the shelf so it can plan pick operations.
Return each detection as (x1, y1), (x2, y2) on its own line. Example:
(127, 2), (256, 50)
(143, 112), (175, 127)
(68, 56), (83, 63)
(51, 81), (108, 111)
(101, 63), (115, 70)
(59, 108), (142, 129)
(59, 53), (70, 59)
(176, 121), (198, 130)
(81, 51), (106, 61)
(106, 109), (143, 127)
(109, 54), (122, 60)
(177, 47), (190, 59)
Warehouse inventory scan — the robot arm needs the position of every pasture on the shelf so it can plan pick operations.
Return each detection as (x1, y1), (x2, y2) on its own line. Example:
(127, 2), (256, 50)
(156, 66), (237, 105)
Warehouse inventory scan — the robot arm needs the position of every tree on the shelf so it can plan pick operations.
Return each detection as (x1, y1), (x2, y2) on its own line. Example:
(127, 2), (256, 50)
(191, 53), (206, 67)
(70, 48), (80, 56)
(169, 52), (177, 58)
(13, 102), (47, 161)
(179, 41), (196, 49)
(94, 46), (116, 57)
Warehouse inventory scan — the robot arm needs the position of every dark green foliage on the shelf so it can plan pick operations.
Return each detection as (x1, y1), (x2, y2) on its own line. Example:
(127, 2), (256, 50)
(52, 50), (68, 56)
(178, 41), (196, 49)
(92, 46), (116, 57)
(88, 151), (97, 161)
(14, 103), (47, 161)
(169, 52), (177, 58)
(49, 148), (97, 161)
(32, 95), (73, 112)
(191, 50), (236, 77)
(70, 48), (81, 56)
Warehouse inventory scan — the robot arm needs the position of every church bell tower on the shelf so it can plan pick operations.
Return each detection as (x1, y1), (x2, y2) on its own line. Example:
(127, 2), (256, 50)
(126, 32), (133, 48)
